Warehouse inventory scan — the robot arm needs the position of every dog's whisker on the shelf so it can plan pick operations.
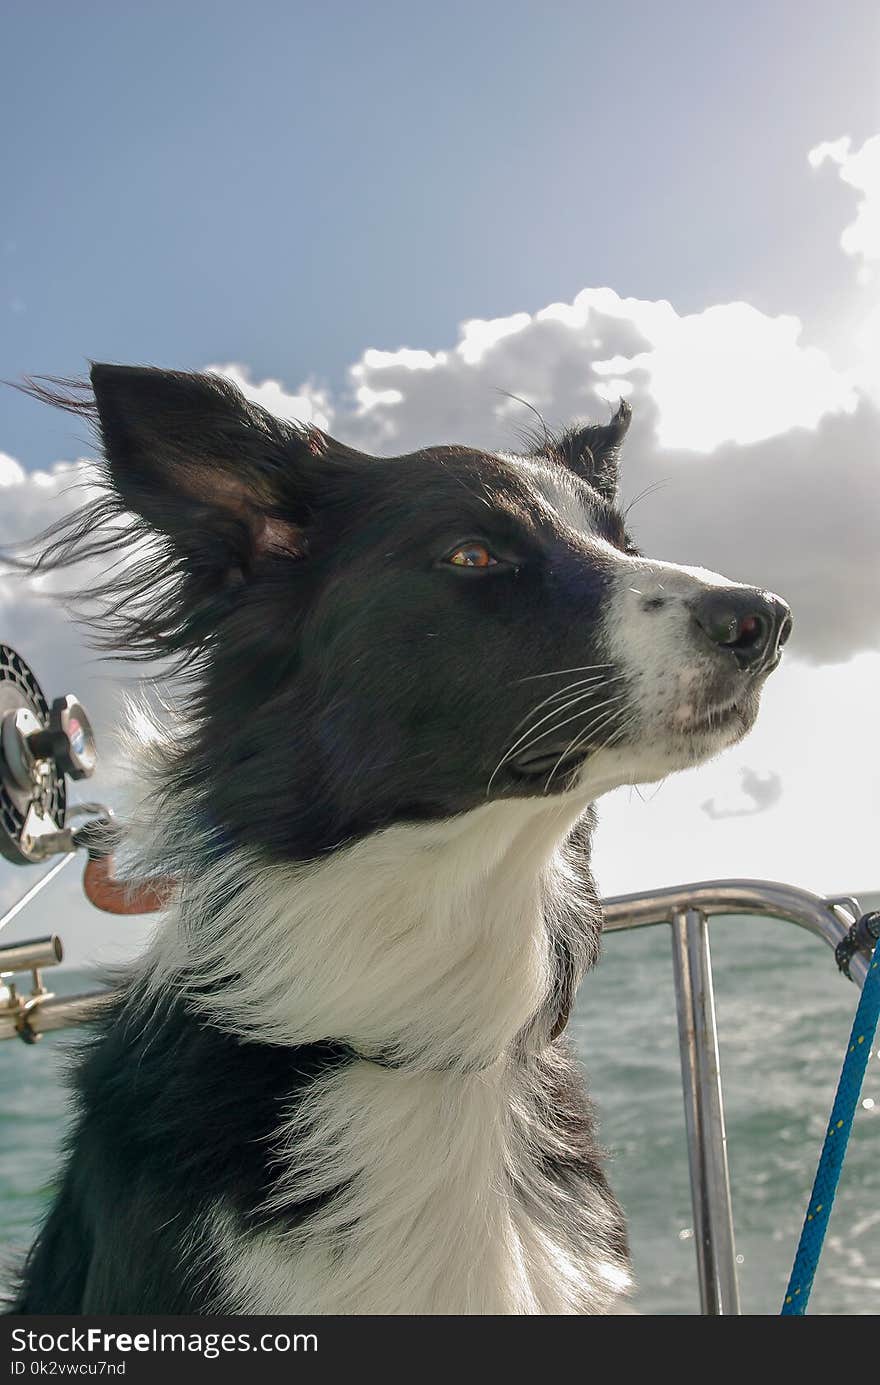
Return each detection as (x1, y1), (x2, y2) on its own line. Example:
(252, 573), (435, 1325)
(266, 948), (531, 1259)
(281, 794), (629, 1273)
(545, 705), (639, 794)
(542, 703), (630, 794)
(622, 477), (672, 522)
(538, 703), (629, 796)
(508, 673), (626, 736)
(516, 663), (614, 683)
(487, 689), (618, 790)
(487, 691), (627, 793)
(538, 671), (627, 702)
(528, 694), (626, 757)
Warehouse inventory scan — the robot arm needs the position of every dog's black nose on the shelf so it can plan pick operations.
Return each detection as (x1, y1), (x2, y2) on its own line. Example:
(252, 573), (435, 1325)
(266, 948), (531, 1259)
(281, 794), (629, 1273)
(692, 588), (792, 671)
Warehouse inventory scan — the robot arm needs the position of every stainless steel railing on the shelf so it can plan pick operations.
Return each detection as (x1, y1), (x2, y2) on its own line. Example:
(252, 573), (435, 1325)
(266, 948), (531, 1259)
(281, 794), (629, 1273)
(601, 879), (868, 984)
(601, 879), (869, 1315)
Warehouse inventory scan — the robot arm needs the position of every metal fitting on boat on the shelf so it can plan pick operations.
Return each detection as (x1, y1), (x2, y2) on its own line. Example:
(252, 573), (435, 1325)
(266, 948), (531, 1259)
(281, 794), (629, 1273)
(835, 911), (880, 980)
(0, 935), (63, 976)
(0, 933), (64, 1045)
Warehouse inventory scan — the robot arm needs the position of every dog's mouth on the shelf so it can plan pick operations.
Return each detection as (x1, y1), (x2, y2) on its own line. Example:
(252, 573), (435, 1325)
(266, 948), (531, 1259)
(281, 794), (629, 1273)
(510, 745), (590, 780)
(510, 709), (743, 780)
(682, 701), (743, 734)
(667, 696), (754, 749)
(509, 692), (754, 785)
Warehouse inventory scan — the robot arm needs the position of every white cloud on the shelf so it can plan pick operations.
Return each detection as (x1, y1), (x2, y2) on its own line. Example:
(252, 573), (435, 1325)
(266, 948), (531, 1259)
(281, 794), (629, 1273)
(0, 452), (25, 487)
(701, 767), (783, 820)
(457, 311), (532, 365)
(343, 288), (858, 454)
(204, 363), (333, 432)
(597, 301), (856, 451)
(809, 133), (880, 273)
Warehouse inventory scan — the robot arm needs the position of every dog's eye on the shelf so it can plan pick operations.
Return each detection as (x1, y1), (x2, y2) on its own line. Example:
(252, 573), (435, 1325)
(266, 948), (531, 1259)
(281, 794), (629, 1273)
(445, 543), (498, 569)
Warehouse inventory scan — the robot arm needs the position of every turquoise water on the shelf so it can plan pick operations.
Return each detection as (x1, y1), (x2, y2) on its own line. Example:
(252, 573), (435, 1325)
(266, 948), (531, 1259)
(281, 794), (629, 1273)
(2, 900), (879, 1315)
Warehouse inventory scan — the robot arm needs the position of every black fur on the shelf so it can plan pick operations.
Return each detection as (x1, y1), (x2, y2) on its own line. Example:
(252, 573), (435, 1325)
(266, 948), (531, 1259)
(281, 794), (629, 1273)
(15, 986), (354, 1313)
(8, 367), (639, 1313)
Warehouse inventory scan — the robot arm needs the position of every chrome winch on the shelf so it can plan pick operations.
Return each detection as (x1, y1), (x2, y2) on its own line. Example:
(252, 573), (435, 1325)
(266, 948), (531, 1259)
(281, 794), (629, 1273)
(0, 645), (104, 1041)
(0, 643), (96, 866)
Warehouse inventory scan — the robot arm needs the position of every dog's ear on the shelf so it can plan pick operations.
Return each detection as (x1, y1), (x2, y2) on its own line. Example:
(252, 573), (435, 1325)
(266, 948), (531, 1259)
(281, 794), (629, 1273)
(89, 364), (329, 573)
(550, 399), (632, 503)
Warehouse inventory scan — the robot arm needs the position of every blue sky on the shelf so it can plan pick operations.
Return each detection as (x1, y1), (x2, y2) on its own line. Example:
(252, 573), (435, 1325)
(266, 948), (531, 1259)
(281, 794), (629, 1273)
(2, 0), (878, 467)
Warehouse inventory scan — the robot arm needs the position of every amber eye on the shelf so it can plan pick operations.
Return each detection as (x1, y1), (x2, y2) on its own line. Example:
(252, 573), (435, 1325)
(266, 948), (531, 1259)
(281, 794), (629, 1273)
(445, 543), (498, 569)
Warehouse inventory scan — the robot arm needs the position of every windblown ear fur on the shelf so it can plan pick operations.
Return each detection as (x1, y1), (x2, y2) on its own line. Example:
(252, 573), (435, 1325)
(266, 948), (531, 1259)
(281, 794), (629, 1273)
(548, 398), (632, 502)
(8, 365), (356, 664)
(89, 364), (313, 566)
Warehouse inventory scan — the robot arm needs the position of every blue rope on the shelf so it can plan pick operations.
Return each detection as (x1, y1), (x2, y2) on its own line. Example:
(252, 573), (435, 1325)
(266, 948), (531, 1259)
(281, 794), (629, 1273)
(781, 937), (880, 1314)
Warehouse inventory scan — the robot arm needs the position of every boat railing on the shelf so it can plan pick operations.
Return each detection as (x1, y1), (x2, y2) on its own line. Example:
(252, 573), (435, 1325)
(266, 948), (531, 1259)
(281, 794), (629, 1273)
(600, 879), (869, 1314)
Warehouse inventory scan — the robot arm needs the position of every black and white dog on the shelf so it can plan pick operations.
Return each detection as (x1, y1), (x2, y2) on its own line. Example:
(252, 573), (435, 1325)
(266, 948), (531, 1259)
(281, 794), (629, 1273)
(11, 365), (790, 1314)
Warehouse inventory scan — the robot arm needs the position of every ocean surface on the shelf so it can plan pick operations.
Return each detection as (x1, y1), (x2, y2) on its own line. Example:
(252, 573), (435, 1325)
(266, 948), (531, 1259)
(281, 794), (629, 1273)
(2, 893), (878, 1315)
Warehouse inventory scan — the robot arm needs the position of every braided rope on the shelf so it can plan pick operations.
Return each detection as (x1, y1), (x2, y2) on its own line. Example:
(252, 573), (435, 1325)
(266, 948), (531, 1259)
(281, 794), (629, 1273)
(781, 936), (880, 1314)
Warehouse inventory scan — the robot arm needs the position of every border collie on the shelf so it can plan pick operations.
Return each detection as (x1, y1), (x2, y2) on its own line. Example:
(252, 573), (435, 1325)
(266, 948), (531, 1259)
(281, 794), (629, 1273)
(10, 365), (791, 1314)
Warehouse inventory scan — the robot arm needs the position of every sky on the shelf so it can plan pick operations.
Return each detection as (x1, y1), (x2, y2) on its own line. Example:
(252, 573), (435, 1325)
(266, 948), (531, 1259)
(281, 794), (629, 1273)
(1, 1), (879, 965)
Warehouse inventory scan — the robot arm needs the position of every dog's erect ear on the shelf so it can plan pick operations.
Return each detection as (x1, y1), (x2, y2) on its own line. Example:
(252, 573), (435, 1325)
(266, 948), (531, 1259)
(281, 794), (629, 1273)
(90, 364), (324, 571)
(550, 399), (632, 503)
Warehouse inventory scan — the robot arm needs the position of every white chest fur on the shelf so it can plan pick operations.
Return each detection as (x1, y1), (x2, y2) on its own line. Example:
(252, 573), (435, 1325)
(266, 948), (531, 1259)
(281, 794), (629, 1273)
(148, 794), (595, 1065)
(210, 1058), (630, 1315)
(142, 792), (629, 1313)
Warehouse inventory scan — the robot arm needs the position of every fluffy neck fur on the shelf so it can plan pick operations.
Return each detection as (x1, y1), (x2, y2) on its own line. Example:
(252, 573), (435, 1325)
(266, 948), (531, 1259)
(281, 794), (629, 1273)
(141, 789), (602, 1071)
(207, 1051), (631, 1315)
